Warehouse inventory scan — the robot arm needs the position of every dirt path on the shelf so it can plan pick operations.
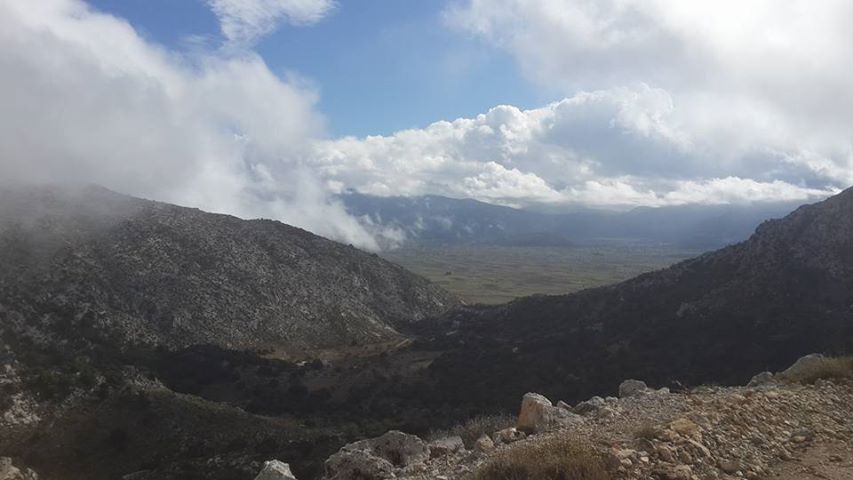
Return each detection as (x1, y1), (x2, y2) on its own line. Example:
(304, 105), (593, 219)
(770, 441), (853, 480)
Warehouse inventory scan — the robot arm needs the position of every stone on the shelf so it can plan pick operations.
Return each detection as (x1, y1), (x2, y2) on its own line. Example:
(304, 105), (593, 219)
(669, 418), (701, 438)
(719, 459), (741, 474)
(656, 465), (693, 480)
(618, 379), (649, 398)
(428, 436), (464, 457)
(573, 396), (606, 415)
(747, 371), (774, 387)
(781, 354), (825, 377)
(474, 435), (495, 452)
(254, 460), (297, 480)
(517, 392), (583, 434)
(491, 427), (525, 444)
(323, 450), (395, 480)
(556, 400), (573, 411)
(322, 430), (429, 480)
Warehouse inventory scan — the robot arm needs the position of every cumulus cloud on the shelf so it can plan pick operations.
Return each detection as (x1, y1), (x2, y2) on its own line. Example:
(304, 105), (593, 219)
(438, 0), (853, 199)
(0, 0), (381, 249)
(206, 0), (337, 46)
(312, 86), (838, 208)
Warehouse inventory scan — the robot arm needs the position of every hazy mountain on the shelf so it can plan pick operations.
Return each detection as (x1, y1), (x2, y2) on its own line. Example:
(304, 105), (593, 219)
(341, 191), (803, 248)
(0, 185), (456, 355)
(416, 187), (853, 410)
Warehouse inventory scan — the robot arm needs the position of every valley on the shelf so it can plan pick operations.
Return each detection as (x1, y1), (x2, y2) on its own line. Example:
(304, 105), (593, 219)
(382, 245), (702, 304)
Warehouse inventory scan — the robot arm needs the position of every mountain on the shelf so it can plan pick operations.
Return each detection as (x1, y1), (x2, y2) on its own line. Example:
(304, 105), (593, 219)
(0, 185), (456, 356)
(415, 187), (853, 410)
(341, 191), (804, 248)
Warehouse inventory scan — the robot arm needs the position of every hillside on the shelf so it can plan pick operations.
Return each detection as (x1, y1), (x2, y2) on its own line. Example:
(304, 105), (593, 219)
(415, 187), (853, 410)
(0, 185), (456, 354)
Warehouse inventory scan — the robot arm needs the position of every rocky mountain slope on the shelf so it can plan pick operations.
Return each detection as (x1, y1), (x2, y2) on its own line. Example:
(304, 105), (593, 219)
(415, 187), (853, 410)
(0, 185), (456, 354)
(301, 355), (853, 480)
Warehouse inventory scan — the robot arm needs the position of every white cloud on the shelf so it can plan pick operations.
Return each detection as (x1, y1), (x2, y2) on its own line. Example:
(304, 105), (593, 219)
(0, 0), (381, 250)
(311, 86), (839, 208)
(206, 0), (336, 46)
(303, 0), (853, 210)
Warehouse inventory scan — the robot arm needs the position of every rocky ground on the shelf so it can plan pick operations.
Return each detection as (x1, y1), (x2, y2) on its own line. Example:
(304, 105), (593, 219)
(277, 355), (853, 480)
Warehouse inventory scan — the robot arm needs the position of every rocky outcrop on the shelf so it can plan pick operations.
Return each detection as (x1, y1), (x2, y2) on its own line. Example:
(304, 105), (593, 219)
(780, 353), (825, 377)
(323, 431), (429, 480)
(618, 379), (649, 398)
(254, 460), (297, 480)
(517, 392), (583, 434)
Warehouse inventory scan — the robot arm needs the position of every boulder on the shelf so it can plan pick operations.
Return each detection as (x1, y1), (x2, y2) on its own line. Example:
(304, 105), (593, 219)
(517, 392), (583, 434)
(324, 450), (395, 480)
(618, 379), (649, 398)
(747, 371), (774, 387)
(428, 436), (464, 457)
(573, 396), (606, 415)
(491, 427), (525, 444)
(254, 460), (297, 480)
(474, 435), (495, 452)
(781, 354), (825, 377)
(323, 431), (429, 480)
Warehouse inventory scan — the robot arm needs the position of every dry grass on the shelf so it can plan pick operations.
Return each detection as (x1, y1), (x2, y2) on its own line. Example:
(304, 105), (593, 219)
(472, 436), (611, 480)
(429, 413), (515, 448)
(779, 356), (853, 385)
(633, 423), (659, 442)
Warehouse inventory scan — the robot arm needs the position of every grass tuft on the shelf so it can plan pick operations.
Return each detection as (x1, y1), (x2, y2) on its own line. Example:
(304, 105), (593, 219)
(472, 436), (610, 480)
(428, 413), (515, 449)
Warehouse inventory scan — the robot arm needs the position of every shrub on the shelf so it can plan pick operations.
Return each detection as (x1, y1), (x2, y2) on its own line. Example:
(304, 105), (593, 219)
(472, 436), (610, 480)
(428, 413), (515, 448)
(779, 356), (853, 384)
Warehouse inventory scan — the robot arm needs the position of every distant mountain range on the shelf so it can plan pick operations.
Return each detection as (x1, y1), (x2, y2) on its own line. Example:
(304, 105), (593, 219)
(341, 192), (804, 249)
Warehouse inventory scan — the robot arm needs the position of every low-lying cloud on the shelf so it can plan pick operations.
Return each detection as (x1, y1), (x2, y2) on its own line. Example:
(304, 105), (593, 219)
(0, 0), (382, 250)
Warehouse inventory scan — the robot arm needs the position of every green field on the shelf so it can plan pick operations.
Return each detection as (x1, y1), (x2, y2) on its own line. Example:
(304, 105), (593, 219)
(382, 245), (704, 305)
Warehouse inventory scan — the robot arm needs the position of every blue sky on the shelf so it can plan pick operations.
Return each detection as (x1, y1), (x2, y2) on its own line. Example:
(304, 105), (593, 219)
(87, 0), (545, 137)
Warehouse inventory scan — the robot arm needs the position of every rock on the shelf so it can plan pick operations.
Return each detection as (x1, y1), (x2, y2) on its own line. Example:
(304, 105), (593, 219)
(491, 427), (525, 444)
(618, 379), (649, 397)
(517, 392), (583, 434)
(669, 418), (701, 438)
(323, 431), (429, 480)
(556, 400), (572, 411)
(718, 459), (741, 474)
(573, 396), (606, 415)
(428, 436), (464, 457)
(323, 450), (395, 480)
(747, 371), (774, 387)
(474, 435), (495, 452)
(656, 464), (693, 480)
(0, 458), (37, 480)
(254, 460), (297, 480)
(781, 354), (825, 377)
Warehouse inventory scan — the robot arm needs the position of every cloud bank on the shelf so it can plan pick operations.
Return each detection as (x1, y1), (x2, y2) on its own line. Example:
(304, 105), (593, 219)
(0, 0), (384, 249)
(312, 86), (838, 208)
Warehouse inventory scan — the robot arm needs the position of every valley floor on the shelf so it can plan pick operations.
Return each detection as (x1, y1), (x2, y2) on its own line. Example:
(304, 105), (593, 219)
(382, 245), (701, 304)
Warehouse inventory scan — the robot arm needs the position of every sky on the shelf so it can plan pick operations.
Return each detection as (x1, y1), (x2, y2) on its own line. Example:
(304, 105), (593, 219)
(2, 0), (852, 249)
